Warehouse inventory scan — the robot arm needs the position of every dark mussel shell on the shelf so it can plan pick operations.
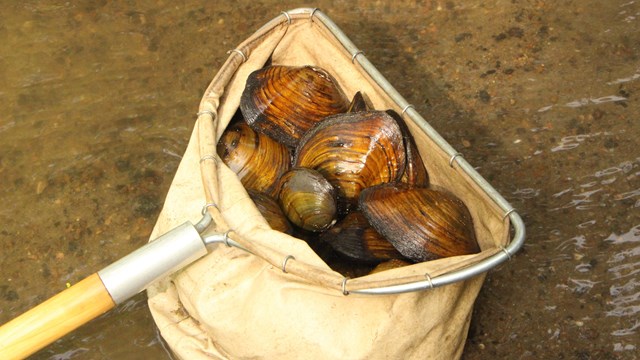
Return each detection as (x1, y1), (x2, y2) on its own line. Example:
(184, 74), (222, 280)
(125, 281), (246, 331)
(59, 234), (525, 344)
(360, 183), (480, 262)
(386, 110), (429, 187)
(400, 136), (430, 187)
(294, 110), (406, 211)
(346, 91), (371, 113)
(240, 65), (350, 147)
(277, 167), (338, 232)
(248, 190), (293, 234)
(320, 211), (404, 263)
(217, 121), (291, 197)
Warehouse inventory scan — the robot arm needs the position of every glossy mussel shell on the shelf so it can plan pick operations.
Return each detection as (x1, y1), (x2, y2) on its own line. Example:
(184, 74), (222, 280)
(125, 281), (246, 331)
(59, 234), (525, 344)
(248, 190), (293, 234)
(347, 91), (371, 113)
(386, 110), (429, 187)
(294, 110), (406, 211)
(320, 211), (404, 263)
(217, 121), (290, 197)
(360, 183), (480, 262)
(240, 65), (350, 147)
(277, 167), (338, 232)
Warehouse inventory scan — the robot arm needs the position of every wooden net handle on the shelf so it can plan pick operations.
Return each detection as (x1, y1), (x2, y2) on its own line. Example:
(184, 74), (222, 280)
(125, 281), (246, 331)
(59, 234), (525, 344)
(0, 273), (115, 360)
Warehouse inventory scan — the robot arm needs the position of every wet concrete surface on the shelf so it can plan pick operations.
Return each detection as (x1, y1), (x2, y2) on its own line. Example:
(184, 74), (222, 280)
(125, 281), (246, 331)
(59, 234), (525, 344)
(1, 1), (638, 359)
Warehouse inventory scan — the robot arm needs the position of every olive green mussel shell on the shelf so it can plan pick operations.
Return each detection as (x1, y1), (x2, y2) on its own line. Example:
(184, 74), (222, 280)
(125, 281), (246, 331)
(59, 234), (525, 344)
(294, 110), (406, 211)
(360, 183), (480, 262)
(320, 211), (404, 263)
(248, 190), (293, 234)
(277, 167), (338, 232)
(217, 121), (291, 197)
(240, 65), (350, 147)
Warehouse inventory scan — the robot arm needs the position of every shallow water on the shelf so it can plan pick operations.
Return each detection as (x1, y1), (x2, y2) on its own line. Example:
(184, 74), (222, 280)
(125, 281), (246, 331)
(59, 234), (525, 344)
(1, 1), (639, 359)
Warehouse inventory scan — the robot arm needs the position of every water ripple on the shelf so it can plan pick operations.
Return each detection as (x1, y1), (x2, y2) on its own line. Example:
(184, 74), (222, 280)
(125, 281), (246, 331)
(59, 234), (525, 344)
(537, 95), (628, 112)
(606, 224), (640, 244)
(556, 278), (600, 294)
(556, 235), (589, 251)
(604, 223), (640, 337)
(549, 188), (604, 211)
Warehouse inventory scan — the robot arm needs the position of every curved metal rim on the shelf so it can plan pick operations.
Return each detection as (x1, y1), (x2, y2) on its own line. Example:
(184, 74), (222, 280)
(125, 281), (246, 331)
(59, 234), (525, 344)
(351, 212), (525, 294)
(212, 8), (526, 294)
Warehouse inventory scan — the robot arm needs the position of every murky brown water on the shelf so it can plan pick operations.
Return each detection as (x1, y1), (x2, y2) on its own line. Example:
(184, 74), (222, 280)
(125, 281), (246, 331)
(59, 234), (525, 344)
(1, 1), (639, 359)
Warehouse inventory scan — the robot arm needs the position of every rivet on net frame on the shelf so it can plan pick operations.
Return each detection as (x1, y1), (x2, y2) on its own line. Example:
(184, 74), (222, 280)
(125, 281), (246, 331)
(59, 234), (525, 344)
(341, 277), (350, 295)
(449, 152), (464, 168)
(196, 110), (216, 118)
(424, 273), (434, 289)
(309, 8), (320, 20)
(281, 255), (296, 273)
(226, 49), (247, 63)
(201, 202), (219, 215)
(280, 11), (292, 25)
(401, 104), (415, 116)
(351, 50), (365, 64)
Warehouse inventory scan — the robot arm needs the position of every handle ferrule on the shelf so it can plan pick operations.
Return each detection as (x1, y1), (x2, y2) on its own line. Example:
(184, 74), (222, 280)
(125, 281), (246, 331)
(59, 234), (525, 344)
(98, 221), (206, 304)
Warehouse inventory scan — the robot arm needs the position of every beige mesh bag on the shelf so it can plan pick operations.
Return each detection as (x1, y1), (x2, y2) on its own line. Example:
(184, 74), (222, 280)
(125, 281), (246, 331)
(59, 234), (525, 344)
(147, 8), (524, 360)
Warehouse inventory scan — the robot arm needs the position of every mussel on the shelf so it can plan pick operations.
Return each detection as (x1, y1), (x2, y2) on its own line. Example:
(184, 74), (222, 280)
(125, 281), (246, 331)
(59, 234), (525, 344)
(217, 121), (291, 196)
(346, 91), (371, 113)
(386, 110), (429, 187)
(320, 211), (404, 263)
(277, 167), (338, 232)
(240, 65), (350, 147)
(400, 137), (430, 187)
(359, 183), (480, 262)
(248, 190), (293, 234)
(294, 110), (406, 211)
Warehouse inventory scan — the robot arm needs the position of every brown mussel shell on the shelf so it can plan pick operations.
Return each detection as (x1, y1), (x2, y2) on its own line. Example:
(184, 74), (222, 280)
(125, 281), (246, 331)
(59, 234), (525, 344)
(217, 121), (291, 196)
(240, 65), (350, 147)
(248, 190), (293, 234)
(294, 110), (406, 211)
(347, 91), (371, 113)
(400, 137), (430, 187)
(320, 211), (404, 263)
(386, 110), (429, 187)
(359, 183), (480, 262)
(277, 167), (338, 232)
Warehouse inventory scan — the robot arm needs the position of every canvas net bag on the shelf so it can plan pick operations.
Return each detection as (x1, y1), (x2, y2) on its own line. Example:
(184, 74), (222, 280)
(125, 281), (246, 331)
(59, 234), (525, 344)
(147, 9), (515, 360)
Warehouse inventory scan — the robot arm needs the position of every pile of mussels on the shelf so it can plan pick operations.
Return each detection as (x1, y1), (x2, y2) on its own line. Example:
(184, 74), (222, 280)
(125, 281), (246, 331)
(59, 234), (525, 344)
(217, 65), (480, 275)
